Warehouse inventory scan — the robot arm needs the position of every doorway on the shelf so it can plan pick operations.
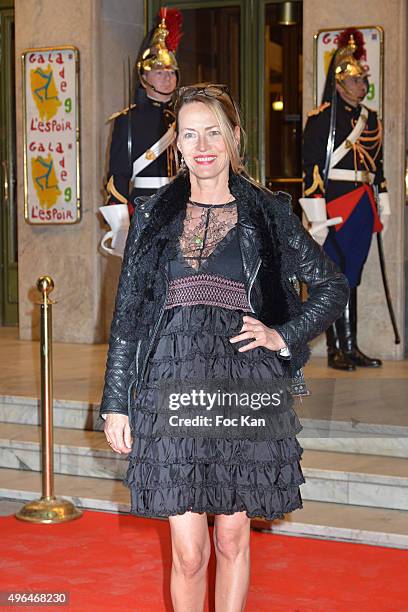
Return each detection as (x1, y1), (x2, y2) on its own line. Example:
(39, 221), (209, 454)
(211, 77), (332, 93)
(0, 0), (17, 326)
(263, 1), (302, 206)
(147, 0), (303, 199)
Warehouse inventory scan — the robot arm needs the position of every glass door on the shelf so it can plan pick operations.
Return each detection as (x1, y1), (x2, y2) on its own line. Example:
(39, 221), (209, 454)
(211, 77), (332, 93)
(260, 0), (303, 208)
(147, 0), (260, 179)
(169, 5), (241, 102)
(0, 3), (18, 326)
(147, 0), (303, 192)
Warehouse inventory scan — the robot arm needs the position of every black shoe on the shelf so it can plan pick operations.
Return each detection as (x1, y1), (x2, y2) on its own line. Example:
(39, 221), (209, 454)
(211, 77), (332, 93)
(345, 347), (382, 368)
(326, 323), (356, 371)
(345, 288), (382, 367)
(328, 349), (356, 371)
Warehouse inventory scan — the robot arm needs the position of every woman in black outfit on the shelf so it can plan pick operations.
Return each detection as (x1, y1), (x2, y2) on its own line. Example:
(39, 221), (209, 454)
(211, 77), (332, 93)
(100, 84), (349, 612)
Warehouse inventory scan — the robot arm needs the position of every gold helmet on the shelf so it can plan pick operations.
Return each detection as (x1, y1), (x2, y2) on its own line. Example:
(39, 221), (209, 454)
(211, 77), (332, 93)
(334, 28), (369, 82)
(137, 8), (182, 83)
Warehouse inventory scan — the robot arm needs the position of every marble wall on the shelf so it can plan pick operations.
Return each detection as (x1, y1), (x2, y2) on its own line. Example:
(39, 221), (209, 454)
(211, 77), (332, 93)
(303, 0), (407, 359)
(14, 0), (144, 342)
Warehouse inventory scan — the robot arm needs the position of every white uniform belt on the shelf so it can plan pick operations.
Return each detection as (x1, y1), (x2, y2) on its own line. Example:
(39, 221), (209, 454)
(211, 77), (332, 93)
(330, 111), (367, 169)
(132, 176), (170, 189)
(328, 168), (375, 184)
(131, 123), (175, 181)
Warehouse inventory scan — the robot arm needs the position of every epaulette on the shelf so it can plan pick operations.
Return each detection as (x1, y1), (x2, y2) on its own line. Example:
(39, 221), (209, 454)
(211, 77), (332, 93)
(307, 101), (331, 117)
(107, 103), (137, 122)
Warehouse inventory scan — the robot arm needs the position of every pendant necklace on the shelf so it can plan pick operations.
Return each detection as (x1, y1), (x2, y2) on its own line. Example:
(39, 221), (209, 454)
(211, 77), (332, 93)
(188, 195), (235, 248)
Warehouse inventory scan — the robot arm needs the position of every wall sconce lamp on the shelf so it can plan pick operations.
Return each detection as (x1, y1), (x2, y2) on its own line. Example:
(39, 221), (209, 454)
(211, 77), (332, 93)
(278, 1), (300, 26)
(272, 94), (284, 111)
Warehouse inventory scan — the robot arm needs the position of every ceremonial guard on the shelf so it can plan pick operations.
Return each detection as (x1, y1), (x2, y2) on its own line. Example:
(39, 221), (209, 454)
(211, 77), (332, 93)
(301, 28), (391, 370)
(106, 8), (182, 216)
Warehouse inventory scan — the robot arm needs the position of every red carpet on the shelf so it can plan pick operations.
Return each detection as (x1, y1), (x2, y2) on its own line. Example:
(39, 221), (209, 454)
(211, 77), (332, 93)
(0, 510), (407, 611)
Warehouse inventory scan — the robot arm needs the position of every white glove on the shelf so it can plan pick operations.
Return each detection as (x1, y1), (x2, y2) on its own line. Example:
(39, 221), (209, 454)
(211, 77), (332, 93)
(378, 192), (391, 236)
(299, 198), (343, 246)
(99, 204), (130, 257)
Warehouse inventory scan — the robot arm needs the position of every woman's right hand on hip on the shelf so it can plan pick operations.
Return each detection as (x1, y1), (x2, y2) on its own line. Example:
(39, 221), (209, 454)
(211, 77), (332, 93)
(104, 413), (133, 454)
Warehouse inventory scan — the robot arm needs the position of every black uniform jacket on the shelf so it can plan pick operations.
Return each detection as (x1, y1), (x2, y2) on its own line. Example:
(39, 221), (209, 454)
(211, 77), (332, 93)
(303, 94), (387, 202)
(100, 172), (349, 419)
(108, 94), (175, 203)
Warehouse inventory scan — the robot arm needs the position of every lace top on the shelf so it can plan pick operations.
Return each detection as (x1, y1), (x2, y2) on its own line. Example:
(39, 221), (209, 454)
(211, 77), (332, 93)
(179, 199), (238, 270)
(165, 199), (251, 311)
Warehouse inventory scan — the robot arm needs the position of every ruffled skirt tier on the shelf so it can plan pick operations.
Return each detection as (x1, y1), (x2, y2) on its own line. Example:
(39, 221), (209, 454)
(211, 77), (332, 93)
(125, 305), (305, 519)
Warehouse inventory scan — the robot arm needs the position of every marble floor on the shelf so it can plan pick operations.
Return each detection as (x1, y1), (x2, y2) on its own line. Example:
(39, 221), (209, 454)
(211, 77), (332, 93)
(0, 498), (22, 516)
(0, 326), (406, 426)
(0, 327), (106, 403)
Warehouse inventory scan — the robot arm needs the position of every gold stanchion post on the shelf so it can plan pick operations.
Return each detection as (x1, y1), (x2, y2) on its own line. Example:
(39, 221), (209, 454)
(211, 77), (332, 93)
(15, 276), (83, 523)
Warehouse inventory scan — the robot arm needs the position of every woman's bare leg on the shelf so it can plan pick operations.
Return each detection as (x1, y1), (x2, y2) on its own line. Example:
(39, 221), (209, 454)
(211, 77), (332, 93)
(168, 511), (211, 612)
(213, 511), (251, 612)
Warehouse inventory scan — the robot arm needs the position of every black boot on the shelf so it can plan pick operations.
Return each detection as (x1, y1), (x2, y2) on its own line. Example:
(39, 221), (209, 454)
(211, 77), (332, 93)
(326, 321), (356, 371)
(343, 288), (382, 367)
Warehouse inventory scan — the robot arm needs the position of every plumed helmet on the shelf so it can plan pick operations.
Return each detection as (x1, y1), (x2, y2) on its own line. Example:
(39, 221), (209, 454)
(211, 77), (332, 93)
(334, 28), (368, 81)
(137, 8), (183, 81)
(322, 27), (368, 104)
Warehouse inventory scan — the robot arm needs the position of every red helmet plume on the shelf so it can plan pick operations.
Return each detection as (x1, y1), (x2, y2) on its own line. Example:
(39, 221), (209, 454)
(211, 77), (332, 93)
(160, 7), (183, 52)
(337, 27), (366, 61)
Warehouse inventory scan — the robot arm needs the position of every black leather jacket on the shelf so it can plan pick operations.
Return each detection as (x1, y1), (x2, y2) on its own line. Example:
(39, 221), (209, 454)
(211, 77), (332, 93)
(100, 173), (349, 419)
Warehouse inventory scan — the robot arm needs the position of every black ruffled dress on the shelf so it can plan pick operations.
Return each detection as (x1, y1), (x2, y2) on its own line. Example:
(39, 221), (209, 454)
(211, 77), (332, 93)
(124, 199), (305, 519)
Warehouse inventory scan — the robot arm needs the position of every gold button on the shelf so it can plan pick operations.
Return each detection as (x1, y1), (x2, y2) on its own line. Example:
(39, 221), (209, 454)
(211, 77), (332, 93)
(145, 149), (156, 160)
